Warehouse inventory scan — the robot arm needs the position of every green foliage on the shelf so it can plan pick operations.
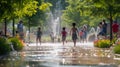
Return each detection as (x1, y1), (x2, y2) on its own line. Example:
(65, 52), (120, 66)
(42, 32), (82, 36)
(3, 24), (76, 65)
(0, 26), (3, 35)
(0, 0), (51, 24)
(62, 0), (103, 27)
(62, 0), (82, 26)
(14, 0), (38, 18)
(94, 39), (111, 48)
(0, 37), (11, 55)
(0, 37), (24, 55)
(9, 37), (24, 51)
(0, 0), (13, 19)
(39, 2), (52, 11)
(114, 45), (120, 54)
(112, 35), (118, 44)
(45, 0), (67, 12)
(23, 1), (52, 27)
(22, 1), (52, 27)
(62, 0), (120, 27)
(92, 0), (120, 19)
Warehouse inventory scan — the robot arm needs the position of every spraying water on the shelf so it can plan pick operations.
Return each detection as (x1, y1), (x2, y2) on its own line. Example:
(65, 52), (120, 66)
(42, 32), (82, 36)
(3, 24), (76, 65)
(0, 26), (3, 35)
(10, 44), (15, 51)
(87, 27), (98, 41)
(46, 0), (62, 38)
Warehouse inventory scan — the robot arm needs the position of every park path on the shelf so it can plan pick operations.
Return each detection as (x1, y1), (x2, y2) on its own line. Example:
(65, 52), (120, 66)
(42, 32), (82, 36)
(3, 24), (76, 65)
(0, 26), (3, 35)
(22, 42), (115, 66)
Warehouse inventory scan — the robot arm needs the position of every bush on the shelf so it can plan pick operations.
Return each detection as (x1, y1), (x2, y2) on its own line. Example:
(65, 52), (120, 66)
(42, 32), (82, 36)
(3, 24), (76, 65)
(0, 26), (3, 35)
(9, 37), (24, 51)
(0, 37), (11, 55)
(94, 39), (111, 48)
(114, 45), (120, 54)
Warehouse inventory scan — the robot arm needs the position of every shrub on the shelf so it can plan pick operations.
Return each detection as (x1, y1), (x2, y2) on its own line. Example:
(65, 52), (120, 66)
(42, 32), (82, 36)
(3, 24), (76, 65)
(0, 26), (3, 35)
(94, 39), (111, 48)
(0, 37), (11, 55)
(114, 45), (120, 54)
(9, 37), (24, 51)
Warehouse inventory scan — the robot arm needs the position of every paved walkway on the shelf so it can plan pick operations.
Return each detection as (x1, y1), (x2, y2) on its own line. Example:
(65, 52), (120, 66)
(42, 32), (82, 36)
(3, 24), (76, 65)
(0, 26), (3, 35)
(22, 42), (115, 65)
(0, 42), (117, 67)
(26, 42), (94, 47)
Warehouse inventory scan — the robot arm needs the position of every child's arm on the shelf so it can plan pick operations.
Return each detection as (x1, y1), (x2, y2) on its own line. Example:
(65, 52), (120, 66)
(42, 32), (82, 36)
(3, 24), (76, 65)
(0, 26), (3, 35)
(60, 31), (62, 37)
(70, 28), (72, 35)
(66, 31), (67, 36)
(76, 28), (79, 36)
(40, 31), (42, 36)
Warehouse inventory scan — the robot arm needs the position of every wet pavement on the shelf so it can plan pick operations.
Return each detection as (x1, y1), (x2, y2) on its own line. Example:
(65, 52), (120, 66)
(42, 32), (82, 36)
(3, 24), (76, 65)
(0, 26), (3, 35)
(0, 42), (119, 67)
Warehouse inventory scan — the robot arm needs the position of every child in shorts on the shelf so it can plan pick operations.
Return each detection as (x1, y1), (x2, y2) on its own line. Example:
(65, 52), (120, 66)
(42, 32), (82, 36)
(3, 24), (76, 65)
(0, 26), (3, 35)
(36, 27), (42, 45)
(61, 27), (67, 45)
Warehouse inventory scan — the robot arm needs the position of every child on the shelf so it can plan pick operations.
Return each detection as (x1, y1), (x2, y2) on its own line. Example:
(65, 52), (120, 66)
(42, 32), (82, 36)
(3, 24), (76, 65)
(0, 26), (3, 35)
(79, 29), (84, 43)
(61, 27), (67, 45)
(83, 26), (87, 43)
(70, 23), (79, 46)
(36, 27), (42, 45)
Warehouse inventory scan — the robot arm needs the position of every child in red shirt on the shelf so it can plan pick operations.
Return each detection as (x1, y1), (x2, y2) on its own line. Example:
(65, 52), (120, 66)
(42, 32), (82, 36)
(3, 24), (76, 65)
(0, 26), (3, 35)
(79, 30), (84, 43)
(61, 27), (67, 45)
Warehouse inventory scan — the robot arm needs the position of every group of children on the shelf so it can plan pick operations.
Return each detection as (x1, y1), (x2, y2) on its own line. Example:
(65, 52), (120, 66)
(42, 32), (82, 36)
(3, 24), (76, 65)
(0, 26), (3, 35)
(96, 20), (107, 39)
(36, 23), (87, 47)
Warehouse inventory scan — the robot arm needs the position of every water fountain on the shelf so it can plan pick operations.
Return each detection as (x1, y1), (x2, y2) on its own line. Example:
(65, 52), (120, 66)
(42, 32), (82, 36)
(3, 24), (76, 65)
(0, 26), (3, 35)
(9, 43), (19, 63)
(10, 44), (15, 51)
(46, 0), (62, 42)
(87, 27), (98, 41)
(51, 17), (60, 37)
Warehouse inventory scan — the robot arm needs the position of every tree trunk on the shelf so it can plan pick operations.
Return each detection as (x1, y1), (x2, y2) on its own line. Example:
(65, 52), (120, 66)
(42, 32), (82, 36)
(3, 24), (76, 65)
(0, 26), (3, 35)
(4, 18), (7, 37)
(109, 5), (113, 41)
(12, 19), (15, 37)
(110, 15), (113, 41)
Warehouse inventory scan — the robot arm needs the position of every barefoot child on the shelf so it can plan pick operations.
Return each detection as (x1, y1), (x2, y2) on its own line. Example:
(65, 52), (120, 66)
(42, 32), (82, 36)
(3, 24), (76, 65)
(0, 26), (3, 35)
(36, 27), (42, 45)
(70, 23), (79, 46)
(61, 27), (67, 45)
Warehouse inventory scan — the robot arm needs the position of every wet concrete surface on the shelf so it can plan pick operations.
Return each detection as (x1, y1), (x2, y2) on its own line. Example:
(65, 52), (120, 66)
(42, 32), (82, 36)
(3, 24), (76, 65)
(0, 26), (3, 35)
(0, 42), (119, 67)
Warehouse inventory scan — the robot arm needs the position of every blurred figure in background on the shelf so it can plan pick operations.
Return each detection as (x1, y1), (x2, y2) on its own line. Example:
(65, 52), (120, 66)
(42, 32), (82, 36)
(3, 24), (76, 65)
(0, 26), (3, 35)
(17, 20), (24, 41)
(112, 21), (119, 37)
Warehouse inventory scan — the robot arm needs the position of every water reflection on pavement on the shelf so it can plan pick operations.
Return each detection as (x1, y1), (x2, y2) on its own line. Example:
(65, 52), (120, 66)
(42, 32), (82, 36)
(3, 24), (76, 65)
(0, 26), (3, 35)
(0, 42), (118, 67)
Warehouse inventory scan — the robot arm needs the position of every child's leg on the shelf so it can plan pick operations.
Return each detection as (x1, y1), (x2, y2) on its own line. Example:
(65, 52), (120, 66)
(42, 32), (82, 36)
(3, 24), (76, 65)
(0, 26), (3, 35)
(39, 38), (41, 45)
(63, 41), (64, 45)
(74, 40), (76, 47)
(75, 40), (76, 46)
(80, 36), (81, 43)
(36, 38), (38, 45)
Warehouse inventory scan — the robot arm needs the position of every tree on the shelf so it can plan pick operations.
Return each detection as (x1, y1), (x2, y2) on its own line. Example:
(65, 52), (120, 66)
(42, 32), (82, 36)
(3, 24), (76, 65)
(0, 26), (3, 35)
(0, 0), (39, 36)
(62, 0), (81, 27)
(0, 0), (52, 36)
(62, 0), (120, 34)
(62, 0), (102, 28)
(45, 0), (66, 13)
(91, 0), (120, 40)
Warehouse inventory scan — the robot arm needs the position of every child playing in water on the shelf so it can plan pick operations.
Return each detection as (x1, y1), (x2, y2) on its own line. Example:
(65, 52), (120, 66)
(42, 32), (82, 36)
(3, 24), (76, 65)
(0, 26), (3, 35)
(70, 23), (79, 46)
(61, 27), (67, 45)
(36, 27), (42, 45)
(79, 29), (84, 43)
(83, 25), (87, 43)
